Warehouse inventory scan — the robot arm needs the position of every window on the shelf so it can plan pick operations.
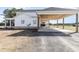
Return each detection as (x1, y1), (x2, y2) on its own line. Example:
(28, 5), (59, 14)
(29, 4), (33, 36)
(33, 20), (36, 24)
(21, 20), (25, 24)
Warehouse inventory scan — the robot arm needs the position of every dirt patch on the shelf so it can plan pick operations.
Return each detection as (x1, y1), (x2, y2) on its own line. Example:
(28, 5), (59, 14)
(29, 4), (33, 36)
(0, 30), (32, 52)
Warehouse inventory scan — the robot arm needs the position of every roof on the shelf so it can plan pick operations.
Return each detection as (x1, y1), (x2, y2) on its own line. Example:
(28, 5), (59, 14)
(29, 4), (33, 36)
(16, 9), (41, 12)
(16, 10), (37, 12)
(16, 7), (78, 12)
(41, 7), (78, 11)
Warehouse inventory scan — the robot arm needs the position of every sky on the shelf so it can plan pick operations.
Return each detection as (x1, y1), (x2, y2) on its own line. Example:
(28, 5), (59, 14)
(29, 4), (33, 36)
(0, 0), (79, 8)
(0, 7), (46, 22)
(49, 15), (76, 24)
(0, 7), (77, 23)
(0, 7), (9, 22)
(0, 0), (79, 23)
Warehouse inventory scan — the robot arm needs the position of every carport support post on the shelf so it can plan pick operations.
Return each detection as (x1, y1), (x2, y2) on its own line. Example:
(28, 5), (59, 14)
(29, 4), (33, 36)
(10, 20), (12, 28)
(10, 20), (11, 28)
(5, 19), (6, 28)
(76, 13), (78, 32)
(37, 15), (40, 29)
(57, 19), (58, 28)
(63, 18), (64, 29)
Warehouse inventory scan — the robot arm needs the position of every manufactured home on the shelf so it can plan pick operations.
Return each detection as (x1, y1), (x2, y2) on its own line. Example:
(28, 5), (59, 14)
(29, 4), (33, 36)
(4, 7), (79, 32)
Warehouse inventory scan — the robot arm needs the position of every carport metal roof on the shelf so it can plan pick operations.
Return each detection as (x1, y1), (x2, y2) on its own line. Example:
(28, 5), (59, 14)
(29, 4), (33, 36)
(37, 7), (78, 14)
(37, 7), (79, 21)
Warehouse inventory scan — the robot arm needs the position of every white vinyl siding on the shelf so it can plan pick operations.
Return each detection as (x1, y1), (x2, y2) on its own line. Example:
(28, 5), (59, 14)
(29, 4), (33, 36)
(21, 20), (25, 24)
(15, 12), (38, 28)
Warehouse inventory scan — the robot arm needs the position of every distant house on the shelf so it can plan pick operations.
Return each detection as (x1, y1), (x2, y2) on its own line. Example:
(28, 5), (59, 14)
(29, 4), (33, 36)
(4, 7), (79, 30)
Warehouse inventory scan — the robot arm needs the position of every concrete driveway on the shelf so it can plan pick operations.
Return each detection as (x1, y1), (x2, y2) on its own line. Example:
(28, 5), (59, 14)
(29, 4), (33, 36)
(0, 28), (79, 52)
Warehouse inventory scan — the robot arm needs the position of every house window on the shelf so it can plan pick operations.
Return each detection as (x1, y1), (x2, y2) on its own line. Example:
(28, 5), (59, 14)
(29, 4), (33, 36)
(33, 20), (36, 24)
(21, 20), (25, 24)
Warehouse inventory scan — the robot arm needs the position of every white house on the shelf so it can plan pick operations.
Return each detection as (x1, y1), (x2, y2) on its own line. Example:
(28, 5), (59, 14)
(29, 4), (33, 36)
(4, 7), (79, 32)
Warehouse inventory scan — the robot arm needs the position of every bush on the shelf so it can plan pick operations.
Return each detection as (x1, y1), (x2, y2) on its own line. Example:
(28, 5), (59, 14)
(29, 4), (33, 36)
(0, 23), (5, 26)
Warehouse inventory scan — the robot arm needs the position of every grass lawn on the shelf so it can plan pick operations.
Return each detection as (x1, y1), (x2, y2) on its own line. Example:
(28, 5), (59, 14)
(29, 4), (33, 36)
(49, 25), (79, 32)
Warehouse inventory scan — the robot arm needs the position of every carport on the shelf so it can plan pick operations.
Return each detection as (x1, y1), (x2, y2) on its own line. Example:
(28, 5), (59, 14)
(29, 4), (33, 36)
(37, 7), (79, 32)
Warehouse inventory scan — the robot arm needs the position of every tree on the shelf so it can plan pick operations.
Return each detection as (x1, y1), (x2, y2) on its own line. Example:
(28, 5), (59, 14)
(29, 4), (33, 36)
(3, 9), (10, 18)
(10, 8), (16, 17)
(3, 8), (16, 18)
(3, 8), (23, 18)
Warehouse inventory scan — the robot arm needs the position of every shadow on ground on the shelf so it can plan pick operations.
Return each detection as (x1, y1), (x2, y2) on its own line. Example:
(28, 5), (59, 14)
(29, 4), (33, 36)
(7, 29), (71, 37)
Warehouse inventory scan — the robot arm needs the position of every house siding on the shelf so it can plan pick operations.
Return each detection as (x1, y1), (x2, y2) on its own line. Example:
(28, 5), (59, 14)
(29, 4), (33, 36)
(15, 12), (38, 28)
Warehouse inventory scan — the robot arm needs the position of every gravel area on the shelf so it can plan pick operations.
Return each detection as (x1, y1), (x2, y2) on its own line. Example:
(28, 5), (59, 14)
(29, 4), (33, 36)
(0, 28), (79, 52)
